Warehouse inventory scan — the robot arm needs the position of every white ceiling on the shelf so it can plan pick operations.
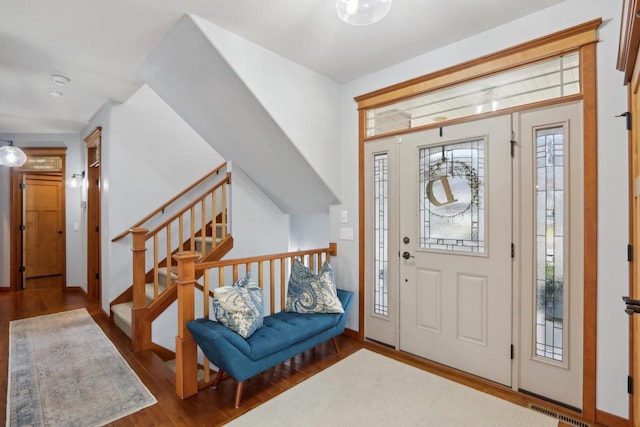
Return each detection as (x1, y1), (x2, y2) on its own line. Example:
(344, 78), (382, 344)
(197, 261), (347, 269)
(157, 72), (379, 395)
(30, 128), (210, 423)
(0, 0), (568, 134)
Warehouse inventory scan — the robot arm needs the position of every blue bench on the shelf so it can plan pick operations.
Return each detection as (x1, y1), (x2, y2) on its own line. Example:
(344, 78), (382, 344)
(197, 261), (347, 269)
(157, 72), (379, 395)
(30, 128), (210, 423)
(187, 289), (354, 407)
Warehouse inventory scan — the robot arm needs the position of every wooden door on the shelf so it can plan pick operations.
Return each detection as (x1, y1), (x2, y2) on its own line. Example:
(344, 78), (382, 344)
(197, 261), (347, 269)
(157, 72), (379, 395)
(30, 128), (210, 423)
(23, 175), (65, 289)
(398, 115), (513, 386)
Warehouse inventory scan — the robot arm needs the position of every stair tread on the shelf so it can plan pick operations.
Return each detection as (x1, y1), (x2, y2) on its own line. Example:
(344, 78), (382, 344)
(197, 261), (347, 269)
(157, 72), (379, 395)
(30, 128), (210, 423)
(165, 359), (206, 381)
(194, 236), (223, 243)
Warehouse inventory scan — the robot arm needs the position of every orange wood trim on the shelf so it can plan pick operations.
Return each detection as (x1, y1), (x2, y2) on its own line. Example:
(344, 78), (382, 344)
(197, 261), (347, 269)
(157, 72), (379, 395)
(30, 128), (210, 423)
(85, 127), (102, 301)
(139, 285), (178, 322)
(343, 328), (360, 340)
(174, 251), (200, 399)
(111, 162), (228, 242)
(581, 41), (598, 422)
(596, 409), (630, 427)
(358, 108), (366, 342)
(196, 244), (338, 271)
(618, 0), (640, 82)
(355, 19), (601, 109)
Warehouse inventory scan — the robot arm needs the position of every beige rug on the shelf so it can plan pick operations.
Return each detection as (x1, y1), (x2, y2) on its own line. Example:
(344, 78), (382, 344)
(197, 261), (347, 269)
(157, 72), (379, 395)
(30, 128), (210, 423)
(6, 308), (157, 426)
(227, 349), (558, 427)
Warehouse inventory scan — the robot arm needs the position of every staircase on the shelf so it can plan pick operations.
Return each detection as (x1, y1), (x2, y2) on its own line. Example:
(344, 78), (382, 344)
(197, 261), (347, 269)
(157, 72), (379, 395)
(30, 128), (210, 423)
(109, 162), (233, 352)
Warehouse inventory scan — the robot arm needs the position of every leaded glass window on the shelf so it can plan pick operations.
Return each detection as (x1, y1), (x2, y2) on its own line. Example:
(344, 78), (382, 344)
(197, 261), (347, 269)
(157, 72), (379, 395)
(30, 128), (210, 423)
(535, 126), (565, 361)
(373, 154), (388, 316)
(419, 140), (485, 253)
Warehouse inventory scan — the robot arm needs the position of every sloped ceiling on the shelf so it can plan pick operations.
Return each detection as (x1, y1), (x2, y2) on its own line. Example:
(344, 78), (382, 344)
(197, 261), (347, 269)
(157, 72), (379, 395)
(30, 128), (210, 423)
(140, 15), (339, 214)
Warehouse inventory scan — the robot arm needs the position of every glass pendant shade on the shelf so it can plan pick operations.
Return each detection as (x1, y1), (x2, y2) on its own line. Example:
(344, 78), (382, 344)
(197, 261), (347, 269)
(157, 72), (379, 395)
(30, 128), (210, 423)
(0, 143), (27, 167)
(336, 0), (392, 26)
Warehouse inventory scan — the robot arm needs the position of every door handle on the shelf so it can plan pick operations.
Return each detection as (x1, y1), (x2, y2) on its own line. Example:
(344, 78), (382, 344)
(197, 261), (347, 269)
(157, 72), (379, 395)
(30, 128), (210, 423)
(622, 296), (640, 315)
(402, 251), (415, 260)
(57, 230), (63, 234)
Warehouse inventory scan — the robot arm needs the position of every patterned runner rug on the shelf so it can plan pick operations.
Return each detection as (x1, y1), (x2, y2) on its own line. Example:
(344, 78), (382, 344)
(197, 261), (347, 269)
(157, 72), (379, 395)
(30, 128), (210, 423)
(227, 349), (559, 427)
(6, 308), (156, 426)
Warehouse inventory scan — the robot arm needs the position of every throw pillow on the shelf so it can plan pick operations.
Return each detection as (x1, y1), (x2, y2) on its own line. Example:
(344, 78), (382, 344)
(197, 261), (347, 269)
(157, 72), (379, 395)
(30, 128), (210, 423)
(285, 259), (344, 314)
(212, 276), (263, 338)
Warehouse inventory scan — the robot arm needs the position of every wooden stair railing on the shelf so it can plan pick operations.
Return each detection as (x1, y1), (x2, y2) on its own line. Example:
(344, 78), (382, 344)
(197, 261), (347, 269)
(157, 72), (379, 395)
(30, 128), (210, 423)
(173, 243), (338, 399)
(112, 162), (228, 243)
(128, 171), (232, 351)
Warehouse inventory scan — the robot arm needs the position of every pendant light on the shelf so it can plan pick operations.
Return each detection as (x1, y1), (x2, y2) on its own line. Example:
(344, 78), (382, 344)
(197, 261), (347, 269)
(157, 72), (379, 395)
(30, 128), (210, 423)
(336, 0), (393, 26)
(0, 139), (27, 167)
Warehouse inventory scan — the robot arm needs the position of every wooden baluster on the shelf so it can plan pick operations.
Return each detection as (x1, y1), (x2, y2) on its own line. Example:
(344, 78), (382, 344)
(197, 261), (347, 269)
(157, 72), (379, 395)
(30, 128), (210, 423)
(179, 215), (184, 252)
(281, 258), (286, 311)
(174, 251), (200, 399)
(212, 189), (217, 248)
(201, 199), (206, 257)
(154, 234), (159, 299)
(222, 180), (228, 238)
(166, 224), (172, 278)
(190, 207), (195, 253)
(131, 227), (149, 352)
(269, 260), (275, 315)
(203, 270), (211, 384)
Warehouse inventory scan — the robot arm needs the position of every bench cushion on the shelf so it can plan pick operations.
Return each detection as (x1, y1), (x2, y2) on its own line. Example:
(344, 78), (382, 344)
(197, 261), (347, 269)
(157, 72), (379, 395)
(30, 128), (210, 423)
(246, 311), (341, 359)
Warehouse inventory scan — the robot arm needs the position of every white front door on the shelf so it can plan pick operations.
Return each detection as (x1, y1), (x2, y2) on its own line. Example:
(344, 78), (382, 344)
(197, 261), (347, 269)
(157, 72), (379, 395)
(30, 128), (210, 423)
(398, 116), (513, 386)
(515, 102), (583, 410)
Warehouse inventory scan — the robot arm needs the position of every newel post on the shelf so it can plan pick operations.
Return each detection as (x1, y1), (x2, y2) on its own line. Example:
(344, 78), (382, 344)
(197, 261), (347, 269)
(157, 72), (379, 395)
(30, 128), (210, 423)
(130, 227), (148, 352)
(174, 251), (200, 399)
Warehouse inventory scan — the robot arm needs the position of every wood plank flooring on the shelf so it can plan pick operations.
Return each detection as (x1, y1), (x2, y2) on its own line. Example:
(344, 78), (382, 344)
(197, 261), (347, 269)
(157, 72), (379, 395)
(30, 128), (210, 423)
(0, 289), (593, 426)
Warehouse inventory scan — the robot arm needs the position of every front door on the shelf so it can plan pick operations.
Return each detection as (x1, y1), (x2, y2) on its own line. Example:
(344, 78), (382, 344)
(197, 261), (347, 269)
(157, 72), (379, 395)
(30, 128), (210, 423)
(397, 115), (513, 386)
(23, 174), (65, 289)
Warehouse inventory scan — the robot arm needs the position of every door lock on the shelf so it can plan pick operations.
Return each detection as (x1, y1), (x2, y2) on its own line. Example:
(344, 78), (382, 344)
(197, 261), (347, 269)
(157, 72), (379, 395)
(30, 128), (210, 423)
(403, 236), (410, 244)
(402, 251), (415, 260)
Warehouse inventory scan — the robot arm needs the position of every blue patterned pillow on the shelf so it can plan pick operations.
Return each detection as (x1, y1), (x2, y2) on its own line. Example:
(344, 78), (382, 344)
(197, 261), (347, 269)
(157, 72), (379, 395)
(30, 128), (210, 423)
(285, 260), (344, 314)
(212, 277), (263, 338)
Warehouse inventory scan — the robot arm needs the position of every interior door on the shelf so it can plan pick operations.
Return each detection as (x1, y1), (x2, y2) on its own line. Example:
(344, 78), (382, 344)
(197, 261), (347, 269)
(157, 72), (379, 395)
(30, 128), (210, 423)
(24, 174), (65, 289)
(516, 102), (583, 410)
(398, 115), (513, 386)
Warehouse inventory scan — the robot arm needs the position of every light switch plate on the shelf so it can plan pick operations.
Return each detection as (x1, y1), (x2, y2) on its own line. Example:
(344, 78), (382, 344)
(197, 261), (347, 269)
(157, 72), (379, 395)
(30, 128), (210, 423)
(340, 227), (354, 240)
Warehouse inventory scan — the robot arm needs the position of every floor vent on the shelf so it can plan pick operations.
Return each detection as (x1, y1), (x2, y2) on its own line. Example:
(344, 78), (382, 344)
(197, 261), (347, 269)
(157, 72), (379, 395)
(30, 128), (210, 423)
(528, 404), (590, 427)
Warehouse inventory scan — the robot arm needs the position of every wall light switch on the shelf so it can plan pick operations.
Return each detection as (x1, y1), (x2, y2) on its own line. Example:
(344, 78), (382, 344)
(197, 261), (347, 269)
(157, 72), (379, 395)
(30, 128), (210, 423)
(341, 210), (348, 223)
(340, 227), (354, 241)
(73, 222), (79, 232)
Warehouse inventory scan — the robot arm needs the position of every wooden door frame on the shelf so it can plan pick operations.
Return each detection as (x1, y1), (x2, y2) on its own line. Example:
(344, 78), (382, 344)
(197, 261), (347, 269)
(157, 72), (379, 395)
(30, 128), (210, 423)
(84, 127), (102, 301)
(618, 2), (640, 425)
(357, 20), (600, 422)
(9, 147), (67, 291)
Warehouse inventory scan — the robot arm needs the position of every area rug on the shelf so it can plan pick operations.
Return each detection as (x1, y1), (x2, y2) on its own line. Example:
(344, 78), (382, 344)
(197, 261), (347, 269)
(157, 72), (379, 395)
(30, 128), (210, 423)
(6, 308), (157, 426)
(227, 349), (558, 427)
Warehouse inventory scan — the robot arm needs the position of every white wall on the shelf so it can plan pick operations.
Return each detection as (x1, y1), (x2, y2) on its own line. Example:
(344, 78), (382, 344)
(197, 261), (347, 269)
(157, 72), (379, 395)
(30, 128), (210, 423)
(0, 133), (84, 289)
(334, 0), (628, 418)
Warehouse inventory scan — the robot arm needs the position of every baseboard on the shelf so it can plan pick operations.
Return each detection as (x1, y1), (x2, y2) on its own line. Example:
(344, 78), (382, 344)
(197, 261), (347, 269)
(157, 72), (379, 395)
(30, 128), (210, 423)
(149, 342), (176, 361)
(596, 409), (628, 427)
(343, 328), (359, 339)
(65, 286), (87, 295)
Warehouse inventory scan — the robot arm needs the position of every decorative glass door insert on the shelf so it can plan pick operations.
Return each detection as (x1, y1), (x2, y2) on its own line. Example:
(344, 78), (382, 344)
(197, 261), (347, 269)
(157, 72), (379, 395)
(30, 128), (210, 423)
(373, 153), (389, 316)
(535, 126), (565, 362)
(419, 139), (485, 253)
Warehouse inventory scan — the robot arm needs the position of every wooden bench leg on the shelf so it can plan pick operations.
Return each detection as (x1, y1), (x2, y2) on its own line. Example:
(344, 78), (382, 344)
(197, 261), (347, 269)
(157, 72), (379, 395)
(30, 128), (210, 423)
(214, 370), (225, 389)
(332, 337), (340, 354)
(234, 381), (244, 408)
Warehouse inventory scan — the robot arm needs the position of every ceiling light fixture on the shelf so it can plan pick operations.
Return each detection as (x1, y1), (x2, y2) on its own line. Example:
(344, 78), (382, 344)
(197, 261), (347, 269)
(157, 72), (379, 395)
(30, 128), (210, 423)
(336, 0), (392, 26)
(0, 139), (28, 167)
(49, 89), (64, 98)
(51, 74), (70, 86)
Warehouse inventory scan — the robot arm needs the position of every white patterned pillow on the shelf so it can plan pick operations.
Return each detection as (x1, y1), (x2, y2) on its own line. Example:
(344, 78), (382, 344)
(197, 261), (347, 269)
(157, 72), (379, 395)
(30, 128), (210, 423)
(285, 260), (344, 314)
(212, 277), (263, 338)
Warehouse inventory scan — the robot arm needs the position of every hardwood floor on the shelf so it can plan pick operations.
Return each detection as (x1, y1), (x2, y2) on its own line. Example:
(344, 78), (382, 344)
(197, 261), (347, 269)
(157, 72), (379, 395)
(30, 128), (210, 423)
(1, 289), (597, 426)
